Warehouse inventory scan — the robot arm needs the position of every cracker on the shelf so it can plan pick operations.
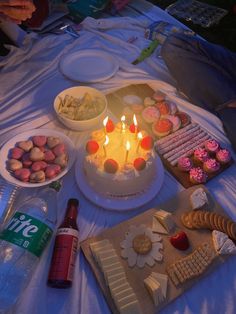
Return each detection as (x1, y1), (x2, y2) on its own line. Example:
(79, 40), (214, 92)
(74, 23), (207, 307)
(181, 213), (193, 229)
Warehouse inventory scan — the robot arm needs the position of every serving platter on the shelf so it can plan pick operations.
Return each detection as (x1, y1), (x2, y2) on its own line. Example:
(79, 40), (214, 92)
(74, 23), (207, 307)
(106, 84), (234, 188)
(0, 128), (76, 188)
(81, 185), (232, 314)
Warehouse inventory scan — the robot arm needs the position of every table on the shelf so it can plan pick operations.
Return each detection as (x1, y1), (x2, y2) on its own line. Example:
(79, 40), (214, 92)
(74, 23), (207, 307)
(0, 1), (236, 314)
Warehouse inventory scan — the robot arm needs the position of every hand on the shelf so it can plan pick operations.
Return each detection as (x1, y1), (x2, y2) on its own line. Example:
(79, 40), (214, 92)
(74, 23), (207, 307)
(0, 0), (36, 24)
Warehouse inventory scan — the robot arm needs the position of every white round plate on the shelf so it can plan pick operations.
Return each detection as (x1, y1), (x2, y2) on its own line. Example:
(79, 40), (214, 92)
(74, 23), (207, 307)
(59, 49), (119, 83)
(75, 150), (164, 211)
(0, 129), (76, 188)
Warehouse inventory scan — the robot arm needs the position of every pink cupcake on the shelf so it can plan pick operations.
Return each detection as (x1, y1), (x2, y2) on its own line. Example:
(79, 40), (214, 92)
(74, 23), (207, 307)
(216, 149), (231, 164)
(189, 167), (207, 184)
(177, 157), (193, 172)
(204, 139), (220, 154)
(193, 147), (209, 163)
(203, 158), (220, 173)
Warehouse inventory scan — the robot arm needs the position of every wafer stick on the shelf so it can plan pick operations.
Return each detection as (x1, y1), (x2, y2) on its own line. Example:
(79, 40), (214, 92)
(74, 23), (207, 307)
(168, 134), (210, 163)
(158, 125), (200, 154)
(163, 131), (208, 159)
(168, 134), (210, 165)
(156, 123), (197, 147)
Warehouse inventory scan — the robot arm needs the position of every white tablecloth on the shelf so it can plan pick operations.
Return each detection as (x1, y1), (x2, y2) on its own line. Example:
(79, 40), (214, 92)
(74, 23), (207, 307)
(0, 1), (236, 314)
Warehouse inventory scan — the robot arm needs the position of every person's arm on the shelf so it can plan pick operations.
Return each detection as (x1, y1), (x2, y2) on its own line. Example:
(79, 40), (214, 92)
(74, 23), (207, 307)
(0, 0), (35, 24)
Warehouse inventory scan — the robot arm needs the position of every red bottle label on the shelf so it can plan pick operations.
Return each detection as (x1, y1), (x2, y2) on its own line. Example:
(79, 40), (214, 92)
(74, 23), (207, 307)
(48, 228), (79, 282)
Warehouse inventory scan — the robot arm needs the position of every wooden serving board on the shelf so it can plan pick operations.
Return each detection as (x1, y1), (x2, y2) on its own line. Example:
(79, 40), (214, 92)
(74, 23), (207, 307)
(81, 185), (231, 314)
(106, 84), (234, 188)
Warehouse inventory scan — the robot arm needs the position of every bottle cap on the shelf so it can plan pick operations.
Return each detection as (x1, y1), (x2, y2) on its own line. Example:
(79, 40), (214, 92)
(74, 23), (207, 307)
(49, 181), (62, 192)
(68, 198), (79, 207)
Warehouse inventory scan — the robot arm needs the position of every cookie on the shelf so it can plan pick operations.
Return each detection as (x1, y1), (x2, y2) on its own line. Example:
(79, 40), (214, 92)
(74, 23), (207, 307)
(181, 213), (193, 229)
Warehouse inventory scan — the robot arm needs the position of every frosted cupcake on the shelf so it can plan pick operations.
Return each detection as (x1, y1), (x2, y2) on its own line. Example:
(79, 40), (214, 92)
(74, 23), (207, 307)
(189, 167), (207, 184)
(204, 139), (220, 154)
(193, 147), (209, 163)
(177, 157), (193, 172)
(203, 158), (220, 173)
(216, 149), (231, 164)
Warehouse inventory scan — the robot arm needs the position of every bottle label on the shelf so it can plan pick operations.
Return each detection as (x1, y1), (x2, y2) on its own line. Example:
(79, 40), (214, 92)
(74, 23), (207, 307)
(0, 212), (53, 257)
(48, 228), (79, 282)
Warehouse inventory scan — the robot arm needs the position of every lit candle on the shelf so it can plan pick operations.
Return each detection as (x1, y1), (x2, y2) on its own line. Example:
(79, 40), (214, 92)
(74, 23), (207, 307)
(103, 116), (109, 135)
(136, 132), (143, 153)
(103, 135), (109, 157)
(121, 115), (126, 133)
(125, 140), (131, 163)
(133, 114), (138, 137)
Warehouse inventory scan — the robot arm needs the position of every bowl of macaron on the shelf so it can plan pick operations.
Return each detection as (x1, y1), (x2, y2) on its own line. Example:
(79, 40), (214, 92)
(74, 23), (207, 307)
(0, 129), (76, 188)
(53, 86), (108, 131)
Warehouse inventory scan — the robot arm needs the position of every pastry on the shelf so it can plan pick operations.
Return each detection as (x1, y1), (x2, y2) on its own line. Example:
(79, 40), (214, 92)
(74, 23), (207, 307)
(152, 91), (165, 103)
(189, 167), (207, 184)
(156, 102), (170, 116)
(193, 147), (209, 163)
(203, 158), (220, 173)
(177, 156), (193, 172)
(216, 149), (231, 164)
(165, 115), (181, 132)
(175, 112), (191, 127)
(204, 139), (220, 154)
(144, 97), (156, 107)
(141, 106), (160, 123)
(152, 118), (173, 137)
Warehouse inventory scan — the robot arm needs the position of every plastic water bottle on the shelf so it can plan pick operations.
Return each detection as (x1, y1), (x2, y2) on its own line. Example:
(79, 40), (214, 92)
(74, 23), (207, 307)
(0, 182), (60, 312)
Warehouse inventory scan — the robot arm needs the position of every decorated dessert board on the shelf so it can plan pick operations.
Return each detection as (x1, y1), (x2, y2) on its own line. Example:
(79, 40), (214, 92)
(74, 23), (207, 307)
(106, 84), (234, 188)
(81, 185), (236, 314)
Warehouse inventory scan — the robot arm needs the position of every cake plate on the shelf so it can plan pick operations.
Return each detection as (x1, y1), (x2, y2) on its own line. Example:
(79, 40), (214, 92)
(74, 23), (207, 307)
(75, 150), (165, 211)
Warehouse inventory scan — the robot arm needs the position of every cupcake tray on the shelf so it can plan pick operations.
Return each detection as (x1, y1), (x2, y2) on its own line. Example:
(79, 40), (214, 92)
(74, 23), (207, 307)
(80, 185), (231, 314)
(106, 84), (234, 188)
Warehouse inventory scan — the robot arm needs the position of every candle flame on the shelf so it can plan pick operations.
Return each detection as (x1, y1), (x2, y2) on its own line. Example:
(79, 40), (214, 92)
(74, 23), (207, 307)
(126, 140), (131, 151)
(133, 114), (137, 126)
(137, 132), (143, 140)
(121, 115), (126, 122)
(103, 116), (109, 127)
(104, 135), (109, 146)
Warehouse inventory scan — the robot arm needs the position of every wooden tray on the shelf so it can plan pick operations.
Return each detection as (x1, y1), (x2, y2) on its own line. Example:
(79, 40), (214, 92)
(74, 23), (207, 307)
(81, 185), (230, 314)
(106, 84), (234, 188)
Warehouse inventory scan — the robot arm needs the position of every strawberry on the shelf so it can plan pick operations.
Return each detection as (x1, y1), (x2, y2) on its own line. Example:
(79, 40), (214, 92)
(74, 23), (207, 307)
(170, 231), (190, 251)
(141, 136), (154, 150)
(86, 140), (99, 154)
(133, 158), (146, 171)
(104, 159), (118, 173)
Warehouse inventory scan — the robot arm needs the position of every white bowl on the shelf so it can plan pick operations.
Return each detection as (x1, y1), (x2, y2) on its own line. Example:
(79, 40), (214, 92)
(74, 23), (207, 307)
(0, 129), (76, 188)
(53, 86), (108, 131)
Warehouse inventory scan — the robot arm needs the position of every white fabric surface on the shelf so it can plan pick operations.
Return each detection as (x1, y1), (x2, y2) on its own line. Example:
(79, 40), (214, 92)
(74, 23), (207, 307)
(0, 1), (236, 314)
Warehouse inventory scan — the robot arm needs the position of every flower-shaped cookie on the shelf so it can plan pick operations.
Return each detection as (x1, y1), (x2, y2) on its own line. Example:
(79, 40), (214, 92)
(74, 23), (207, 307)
(120, 225), (163, 268)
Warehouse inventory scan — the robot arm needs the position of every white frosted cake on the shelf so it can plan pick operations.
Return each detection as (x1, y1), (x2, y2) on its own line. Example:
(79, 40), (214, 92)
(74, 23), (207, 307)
(83, 121), (157, 197)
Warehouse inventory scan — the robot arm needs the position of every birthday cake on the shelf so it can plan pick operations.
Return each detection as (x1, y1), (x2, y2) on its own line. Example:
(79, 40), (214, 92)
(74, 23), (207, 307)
(83, 117), (157, 197)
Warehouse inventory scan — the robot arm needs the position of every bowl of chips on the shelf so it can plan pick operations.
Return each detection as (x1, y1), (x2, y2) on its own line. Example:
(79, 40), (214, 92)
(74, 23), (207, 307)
(54, 86), (108, 131)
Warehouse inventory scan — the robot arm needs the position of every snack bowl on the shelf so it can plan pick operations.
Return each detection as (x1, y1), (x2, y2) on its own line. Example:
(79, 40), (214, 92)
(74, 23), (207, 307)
(0, 129), (76, 188)
(53, 86), (108, 131)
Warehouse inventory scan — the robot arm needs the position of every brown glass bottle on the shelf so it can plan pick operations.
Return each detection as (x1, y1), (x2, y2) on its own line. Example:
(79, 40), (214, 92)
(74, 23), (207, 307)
(47, 198), (79, 288)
